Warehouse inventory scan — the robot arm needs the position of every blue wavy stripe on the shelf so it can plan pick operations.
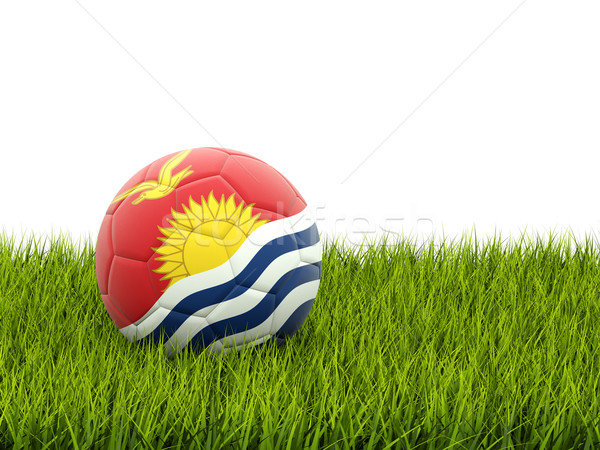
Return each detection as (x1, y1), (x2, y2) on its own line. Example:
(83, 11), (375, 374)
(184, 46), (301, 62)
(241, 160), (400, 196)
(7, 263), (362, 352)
(188, 261), (321, 350)
(274, 298), (315, 339)
(242, 298), (315, 351)
(143, 223), (320, 347)
(148, 261), (321, 349)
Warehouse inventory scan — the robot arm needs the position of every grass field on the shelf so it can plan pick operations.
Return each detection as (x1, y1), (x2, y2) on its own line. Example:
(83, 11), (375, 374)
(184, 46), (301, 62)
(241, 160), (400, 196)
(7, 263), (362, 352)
(1, 230), (600, 449)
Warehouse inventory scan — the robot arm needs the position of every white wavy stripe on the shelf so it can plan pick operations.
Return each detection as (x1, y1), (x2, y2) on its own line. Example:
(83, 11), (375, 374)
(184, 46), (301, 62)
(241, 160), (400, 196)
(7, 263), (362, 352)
(119, 206), (319, 339)
(163, 255), (321, 351)
(206, 277), (319, 356)
(164, 279), (321, 357)
(121, 242), (321, 343)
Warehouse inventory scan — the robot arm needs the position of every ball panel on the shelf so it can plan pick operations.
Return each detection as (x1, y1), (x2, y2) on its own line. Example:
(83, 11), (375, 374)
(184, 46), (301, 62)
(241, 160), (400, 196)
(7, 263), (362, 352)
(112, 194), (177, 261)
(146, 148), (228, 189)
(206, 289), (276, 340)
(250, 207), (285, 223)
(221, 156), (298, 217)
(101, 294), (131, 329)
(274, 265), (321, 303)
(124, 305), (167, 341)
(288, 197), (307, 216)
(274, 298), (314, 339)
(295, 222), (320, 248)
(250, 250), (301, 294)
(162, 314), (210, 356)
(185, 322), (217, 354)
(106, 165), (151, 216)
(299, 242), (323, 265)
(214, 318), (274, 351)
(211, 147), (263, 161)
(109, 256), (159, 325)
(146, 251), (171, 295)
(271, 279), (319, 336)
(266, 266), (297, 295)
(95, 215), (114, 295)
(279, 172), (306, 205)
(173, 175), (239, 210)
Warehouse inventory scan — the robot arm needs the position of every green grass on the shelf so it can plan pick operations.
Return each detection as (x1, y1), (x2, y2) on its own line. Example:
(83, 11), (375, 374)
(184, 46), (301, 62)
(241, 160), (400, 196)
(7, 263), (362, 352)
(1, 230), (600, 449)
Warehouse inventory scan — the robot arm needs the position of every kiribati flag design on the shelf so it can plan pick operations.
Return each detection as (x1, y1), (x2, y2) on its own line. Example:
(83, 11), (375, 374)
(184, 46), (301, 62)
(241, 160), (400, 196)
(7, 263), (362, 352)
(95, 147), (321, 357)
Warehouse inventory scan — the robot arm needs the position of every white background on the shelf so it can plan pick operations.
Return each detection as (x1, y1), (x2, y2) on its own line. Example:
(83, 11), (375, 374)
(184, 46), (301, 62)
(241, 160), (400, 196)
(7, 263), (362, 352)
(1, 1), (599, 248)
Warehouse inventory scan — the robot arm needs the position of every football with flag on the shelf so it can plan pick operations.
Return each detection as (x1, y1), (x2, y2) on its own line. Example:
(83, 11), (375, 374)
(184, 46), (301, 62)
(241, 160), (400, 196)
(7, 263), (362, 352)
(95, 147), (321, 357)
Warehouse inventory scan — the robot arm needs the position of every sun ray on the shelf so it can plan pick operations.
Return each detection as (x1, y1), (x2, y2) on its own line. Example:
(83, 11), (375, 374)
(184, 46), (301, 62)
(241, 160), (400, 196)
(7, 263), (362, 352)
(188, 196), (204, 222)
(158, 266), (188, 281)
(155, 254), (184, 263)
(153, 245), (182, 256)
(252, 218), (269, 232)
(168, 275), (188, 285)
(224, 194), (238, 218)
(171, 210), (194, 229)
(241, 215), (261, 232)
(201, 195), (214, 220)
(162, 221), (189, 239)
(154, 261), (183, 274)
(229, 202), (245, 224)
(207, 192), (220, 217)
(156, 225), (174, 237)
(181, 204), (201, 229)
(238, 204), (254, 224)
(214, 194), (229, 221)
(167, 218), (193, 232)
(160, 236), (187, 247)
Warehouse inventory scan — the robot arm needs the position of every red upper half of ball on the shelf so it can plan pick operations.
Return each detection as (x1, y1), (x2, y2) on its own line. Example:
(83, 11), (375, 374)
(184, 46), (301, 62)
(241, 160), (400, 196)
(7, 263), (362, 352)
(105, 147), (305, 218)
(95, 147), (308, 327)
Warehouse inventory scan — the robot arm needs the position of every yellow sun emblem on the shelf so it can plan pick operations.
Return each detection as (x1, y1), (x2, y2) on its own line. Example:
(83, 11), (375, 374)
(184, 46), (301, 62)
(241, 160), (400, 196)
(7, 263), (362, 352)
(152, 191), (269, 291)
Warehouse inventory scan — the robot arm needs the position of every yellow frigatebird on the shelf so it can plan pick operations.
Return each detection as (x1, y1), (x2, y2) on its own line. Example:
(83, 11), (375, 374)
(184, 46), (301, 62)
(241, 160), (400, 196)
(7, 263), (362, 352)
(111, 149), (194, 205)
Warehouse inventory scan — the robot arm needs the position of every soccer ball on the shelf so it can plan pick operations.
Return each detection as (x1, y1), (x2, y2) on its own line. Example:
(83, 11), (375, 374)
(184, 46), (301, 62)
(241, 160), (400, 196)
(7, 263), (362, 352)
(95, 147), (321, 357)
